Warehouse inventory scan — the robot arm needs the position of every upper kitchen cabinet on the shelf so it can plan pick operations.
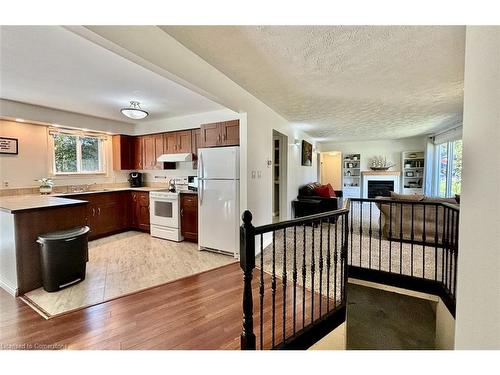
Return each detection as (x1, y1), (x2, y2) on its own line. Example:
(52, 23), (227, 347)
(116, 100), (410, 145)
(191, 128), (202, 169)
(164, 130), (193, 154)
(176, 130), (193, 153)
(200, 120), (240, 147)
(133, 136), (143, 170)
(112, 135), (135, 170)
(221, 120), (240, 146)
(163, 132), (177, 154)
(142, 134), (164, 170)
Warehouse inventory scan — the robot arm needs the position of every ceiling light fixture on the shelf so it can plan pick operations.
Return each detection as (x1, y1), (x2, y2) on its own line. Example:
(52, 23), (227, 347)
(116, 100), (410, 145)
(120, 101), (148, 120)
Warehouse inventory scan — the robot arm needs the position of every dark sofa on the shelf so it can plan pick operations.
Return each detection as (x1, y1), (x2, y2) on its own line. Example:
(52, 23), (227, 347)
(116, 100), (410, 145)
(293, 182), (343, 218)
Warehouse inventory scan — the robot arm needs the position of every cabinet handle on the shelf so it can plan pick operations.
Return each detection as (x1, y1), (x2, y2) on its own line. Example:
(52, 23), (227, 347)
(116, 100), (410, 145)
(97, 207), (101, 215)
(180, 208), (184, 217)
(92, 208), (95, 216)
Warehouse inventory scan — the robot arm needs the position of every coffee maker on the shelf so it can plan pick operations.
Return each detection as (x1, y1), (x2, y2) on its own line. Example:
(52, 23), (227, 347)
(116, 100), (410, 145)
(128, 172), (143, 187)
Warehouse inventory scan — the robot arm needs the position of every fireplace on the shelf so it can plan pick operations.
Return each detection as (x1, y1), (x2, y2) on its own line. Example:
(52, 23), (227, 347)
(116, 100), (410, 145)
(368, 180), (394, 198)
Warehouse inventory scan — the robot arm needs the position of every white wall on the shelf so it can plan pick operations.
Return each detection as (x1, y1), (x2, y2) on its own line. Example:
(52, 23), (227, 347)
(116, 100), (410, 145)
(320, 136), (427, 171)
(81, 26), (317, 226)
(455, 26), (500, 349)
(0, 120), (130, 188)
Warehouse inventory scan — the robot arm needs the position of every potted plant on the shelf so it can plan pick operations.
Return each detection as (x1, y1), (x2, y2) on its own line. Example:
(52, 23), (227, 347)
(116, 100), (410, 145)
(36, 178), (54, 195)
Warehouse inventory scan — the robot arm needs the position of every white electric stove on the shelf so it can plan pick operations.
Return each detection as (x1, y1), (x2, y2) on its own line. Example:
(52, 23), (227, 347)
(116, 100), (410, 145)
(149, 190), (183, 241)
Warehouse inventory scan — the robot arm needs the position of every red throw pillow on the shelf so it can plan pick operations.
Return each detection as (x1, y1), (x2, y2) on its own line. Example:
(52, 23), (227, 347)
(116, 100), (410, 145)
(314, 185), (331, 198)
(327, 183), (337, 197)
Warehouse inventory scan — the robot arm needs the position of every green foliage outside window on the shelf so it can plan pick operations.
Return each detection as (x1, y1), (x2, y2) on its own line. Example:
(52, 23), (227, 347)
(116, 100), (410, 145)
(53, 133), (102, 174)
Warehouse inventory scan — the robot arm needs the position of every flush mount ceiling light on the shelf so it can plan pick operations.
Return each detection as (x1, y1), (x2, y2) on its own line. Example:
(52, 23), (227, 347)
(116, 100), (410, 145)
(120, 101), (149, 120)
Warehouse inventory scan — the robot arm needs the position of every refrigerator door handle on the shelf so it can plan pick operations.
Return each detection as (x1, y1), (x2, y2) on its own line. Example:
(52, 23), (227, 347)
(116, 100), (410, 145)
(199, 179), (203, 205)
(199, 151), (204, 180)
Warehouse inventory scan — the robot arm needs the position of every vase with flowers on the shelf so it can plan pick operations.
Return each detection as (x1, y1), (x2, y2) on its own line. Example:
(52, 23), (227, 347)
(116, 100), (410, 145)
(36, 178), (54, 195)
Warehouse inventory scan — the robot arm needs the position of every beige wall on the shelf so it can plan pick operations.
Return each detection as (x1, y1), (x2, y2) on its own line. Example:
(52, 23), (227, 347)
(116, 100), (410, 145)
(320, 136), (427, 171)
(0, 120), (129, 189)
(320, 152), (342, 190)
(455, 26), (500, 349)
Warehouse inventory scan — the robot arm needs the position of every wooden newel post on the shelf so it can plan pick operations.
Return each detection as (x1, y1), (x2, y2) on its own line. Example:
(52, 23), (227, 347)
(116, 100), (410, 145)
(240, 210), (256, 350)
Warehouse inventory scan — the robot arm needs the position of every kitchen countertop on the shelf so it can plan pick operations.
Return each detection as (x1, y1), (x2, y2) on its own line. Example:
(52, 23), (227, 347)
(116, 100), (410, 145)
(0, 195), (88, 213)
(0, 187), (161, 213)
(179, 190), (198, 195)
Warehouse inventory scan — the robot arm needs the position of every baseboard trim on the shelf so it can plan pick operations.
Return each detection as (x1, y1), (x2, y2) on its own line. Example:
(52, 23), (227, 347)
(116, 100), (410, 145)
(0, 277), (18, 296)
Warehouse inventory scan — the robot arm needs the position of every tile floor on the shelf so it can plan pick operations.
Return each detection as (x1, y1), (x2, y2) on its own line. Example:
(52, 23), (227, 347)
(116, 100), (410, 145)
(23, 231), (236, 318)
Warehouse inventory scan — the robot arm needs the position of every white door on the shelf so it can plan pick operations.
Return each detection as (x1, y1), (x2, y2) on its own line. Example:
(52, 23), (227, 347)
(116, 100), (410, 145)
(199, 146), (239, 180)
(199, 179), (239, 256)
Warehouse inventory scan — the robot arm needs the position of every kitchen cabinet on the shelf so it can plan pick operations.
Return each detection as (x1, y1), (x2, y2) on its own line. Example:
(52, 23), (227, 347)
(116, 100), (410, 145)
(133, 136), (143, 170)
(163, 133), (177, 154)
(112, 135), (135, 170)
(176, 130), (193, 153)
(191, 128), (202, 169)
(71, 192), (129, 240)
(200, 120), (240, 147)
(180, 193), (198, 242)
(142, 135), (156, 170)
(221, 120), (240, 146)
(163, 130), (193, 154)
(131, 191), (150, 232)
(200, 122), (222, 147)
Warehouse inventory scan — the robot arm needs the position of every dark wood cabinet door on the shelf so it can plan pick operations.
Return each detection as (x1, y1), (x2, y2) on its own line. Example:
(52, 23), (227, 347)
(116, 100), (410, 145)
(137, 192), (150, 231)
(163, 133), (177, 154)
(112, 135), (134, 170)
(191, 129), (202, 169)
(176, 130), (193, 153)
(181, 194), (198, 242)
(221, 120), (240, 146)
(142, 135), (156, 170)
(200, 122), (222, 147)
(133, 136), (143, 170)
(153, 134), (164, 169)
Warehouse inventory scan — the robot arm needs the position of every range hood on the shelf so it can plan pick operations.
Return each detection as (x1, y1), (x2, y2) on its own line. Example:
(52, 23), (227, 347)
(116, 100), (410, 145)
(157, 153), (192, 162)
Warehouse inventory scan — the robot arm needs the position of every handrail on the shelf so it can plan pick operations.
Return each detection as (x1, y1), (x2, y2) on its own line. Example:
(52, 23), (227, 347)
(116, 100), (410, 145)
(346, 197), (459, 317)
(240, 204), (349, 349)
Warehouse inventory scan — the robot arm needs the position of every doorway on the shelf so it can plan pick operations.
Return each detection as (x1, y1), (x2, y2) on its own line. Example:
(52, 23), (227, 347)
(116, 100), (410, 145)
(272, 130), (288, 223)
(320, 151), (342, 190)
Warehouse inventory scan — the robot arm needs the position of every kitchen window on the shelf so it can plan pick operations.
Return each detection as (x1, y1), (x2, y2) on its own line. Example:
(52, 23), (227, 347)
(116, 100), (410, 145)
(50, 130), (106, 175)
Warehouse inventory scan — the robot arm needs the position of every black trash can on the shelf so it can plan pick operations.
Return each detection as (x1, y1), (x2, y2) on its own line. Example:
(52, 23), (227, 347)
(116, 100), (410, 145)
(37, 226), (90, 292)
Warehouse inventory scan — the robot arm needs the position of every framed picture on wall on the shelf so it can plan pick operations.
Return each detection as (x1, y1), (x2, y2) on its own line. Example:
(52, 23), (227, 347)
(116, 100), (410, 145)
(301, 140), (312, 166)
(0, 137), (18, 155)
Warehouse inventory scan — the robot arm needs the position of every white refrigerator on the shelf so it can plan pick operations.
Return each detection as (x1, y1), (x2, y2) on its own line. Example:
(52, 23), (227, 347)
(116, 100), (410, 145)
(198, 146), (240, 257)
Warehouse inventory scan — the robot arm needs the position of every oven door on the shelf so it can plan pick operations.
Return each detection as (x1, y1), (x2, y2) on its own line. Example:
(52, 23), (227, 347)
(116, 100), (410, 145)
(150, 197), (179, 228)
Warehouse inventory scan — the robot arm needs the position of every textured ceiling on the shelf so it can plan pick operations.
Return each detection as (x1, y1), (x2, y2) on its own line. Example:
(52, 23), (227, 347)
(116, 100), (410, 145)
(161, 26), (465, 141)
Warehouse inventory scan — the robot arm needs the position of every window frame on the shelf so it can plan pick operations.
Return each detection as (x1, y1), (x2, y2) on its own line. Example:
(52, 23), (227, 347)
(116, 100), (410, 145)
(48, 128), (108, 177)
(434, 139), (462, 198)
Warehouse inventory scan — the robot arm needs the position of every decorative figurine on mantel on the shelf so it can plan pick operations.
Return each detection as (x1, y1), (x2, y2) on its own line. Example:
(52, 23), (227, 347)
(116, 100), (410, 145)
(369, 156), (395, 171)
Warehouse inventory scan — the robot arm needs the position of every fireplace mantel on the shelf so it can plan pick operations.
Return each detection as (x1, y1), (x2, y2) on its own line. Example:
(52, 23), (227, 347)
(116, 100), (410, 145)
(361, 171), (401, 176)
(362, 170), (401, 198)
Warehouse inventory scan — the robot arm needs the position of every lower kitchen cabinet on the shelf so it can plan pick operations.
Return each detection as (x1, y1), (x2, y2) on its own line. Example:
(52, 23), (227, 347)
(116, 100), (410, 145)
(71, 191), (148, 240)
(131, 191), (150, 232)
(180, 193), (198, 242)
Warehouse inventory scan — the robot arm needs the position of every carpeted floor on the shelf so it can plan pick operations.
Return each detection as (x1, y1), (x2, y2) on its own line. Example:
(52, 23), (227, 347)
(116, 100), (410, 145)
(257, 205), (451, 301)
(346, 283), (436, 349)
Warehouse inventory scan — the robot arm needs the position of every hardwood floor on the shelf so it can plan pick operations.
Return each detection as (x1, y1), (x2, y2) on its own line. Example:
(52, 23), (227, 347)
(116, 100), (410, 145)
(0, 262), (341, 350)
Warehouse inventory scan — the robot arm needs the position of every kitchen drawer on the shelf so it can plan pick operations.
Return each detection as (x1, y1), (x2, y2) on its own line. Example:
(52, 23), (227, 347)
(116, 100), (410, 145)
(181, 194), (197, 207)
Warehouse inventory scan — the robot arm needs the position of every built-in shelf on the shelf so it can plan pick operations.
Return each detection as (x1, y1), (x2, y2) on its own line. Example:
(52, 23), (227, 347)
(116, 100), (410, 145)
(342, 153), (361, 197)
(402, 151), (425, 194)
